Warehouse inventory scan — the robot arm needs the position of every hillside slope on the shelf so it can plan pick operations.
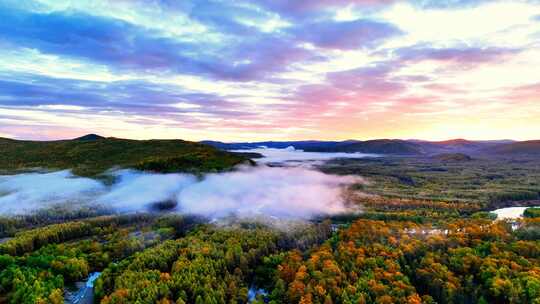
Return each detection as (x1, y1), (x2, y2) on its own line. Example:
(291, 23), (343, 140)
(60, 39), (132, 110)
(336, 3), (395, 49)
(304, 139), (425, 155)
(0, 135), (248, 176)
(487, 140), (540, 156)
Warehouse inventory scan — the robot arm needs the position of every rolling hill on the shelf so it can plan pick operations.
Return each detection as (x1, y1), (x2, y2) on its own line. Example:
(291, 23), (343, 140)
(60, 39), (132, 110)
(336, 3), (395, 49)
(414, 139), (513, 154)
(433, 153), (473, 162)
(0, 135), (249, 176)
(303, 139), (425, 155)
(486, 140), (540, 156)
(73, 133), (106, 141)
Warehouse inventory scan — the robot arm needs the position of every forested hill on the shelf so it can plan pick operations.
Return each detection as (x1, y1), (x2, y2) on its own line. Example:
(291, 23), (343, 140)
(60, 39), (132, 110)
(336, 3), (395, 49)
(304, 139), (424, 154)
(486, 140), (540, 156)
(0, 135), (249, 176)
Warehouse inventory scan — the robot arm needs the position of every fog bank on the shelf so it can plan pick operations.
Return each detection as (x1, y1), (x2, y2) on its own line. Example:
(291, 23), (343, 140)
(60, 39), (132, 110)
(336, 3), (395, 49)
(0, 170), (105, 214)
(232, 146), (378, 166)
(177, 166), (357, 219)
(0, 166), (361, 219)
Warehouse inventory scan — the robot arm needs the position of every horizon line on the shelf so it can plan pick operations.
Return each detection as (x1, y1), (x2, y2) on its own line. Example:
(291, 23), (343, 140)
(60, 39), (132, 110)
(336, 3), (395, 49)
(2, 133), (532, 143)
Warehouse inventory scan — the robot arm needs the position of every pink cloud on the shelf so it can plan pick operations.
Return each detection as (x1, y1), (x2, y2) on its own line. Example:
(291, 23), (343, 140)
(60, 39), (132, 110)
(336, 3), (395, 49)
(396, 46), (520, 67)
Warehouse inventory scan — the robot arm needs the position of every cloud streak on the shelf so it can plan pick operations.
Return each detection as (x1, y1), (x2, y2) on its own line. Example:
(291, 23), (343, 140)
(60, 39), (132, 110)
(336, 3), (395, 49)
(396, 46), (519, 65)
(291, 19), (402, 50)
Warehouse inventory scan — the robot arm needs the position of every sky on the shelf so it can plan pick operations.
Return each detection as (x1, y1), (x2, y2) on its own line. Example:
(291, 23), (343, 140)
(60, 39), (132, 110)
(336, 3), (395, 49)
(1, 0), (539, 141)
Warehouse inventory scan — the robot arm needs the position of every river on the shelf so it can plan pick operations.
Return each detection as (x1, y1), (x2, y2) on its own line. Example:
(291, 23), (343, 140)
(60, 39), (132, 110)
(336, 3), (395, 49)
(64, 272), (101, 304)
(492, 206), (539, 220)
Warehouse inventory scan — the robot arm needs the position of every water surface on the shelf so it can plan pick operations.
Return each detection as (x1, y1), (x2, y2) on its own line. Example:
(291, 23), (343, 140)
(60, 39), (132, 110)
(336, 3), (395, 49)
(492, 206), (539, 219)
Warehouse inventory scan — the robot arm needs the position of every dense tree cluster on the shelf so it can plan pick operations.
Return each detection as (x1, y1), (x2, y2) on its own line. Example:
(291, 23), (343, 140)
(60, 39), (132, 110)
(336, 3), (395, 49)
(0, 207), (116, 238)
(525, 208), (540, 218)
(0, 221), (96, 256)
(134, 151), (252, 174)
(0, 215), (153, 255)
(0, 217), (165, 303)
(0, 137), (248, 176)
(321, 156), (540, 209)
(358, 197), (480, 215)
(515, 218), (540, 241)
(264, 219), (540, 304)
(0, 193), (538, 304)
(95, 227), (279, 303)
(0, 214), (538, 303)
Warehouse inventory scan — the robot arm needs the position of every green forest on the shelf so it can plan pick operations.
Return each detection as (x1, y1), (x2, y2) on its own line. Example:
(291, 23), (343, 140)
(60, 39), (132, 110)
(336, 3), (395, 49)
(2, 0), (540, 302)
(1, 214), (539, 303)
(0, 138), (539, 303)
(0, 137), (249, 176)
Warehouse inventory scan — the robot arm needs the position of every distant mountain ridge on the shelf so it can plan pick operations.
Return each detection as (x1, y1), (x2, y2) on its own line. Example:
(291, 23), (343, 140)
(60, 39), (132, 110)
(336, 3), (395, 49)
(202, 138), (539, 157)
(303, 139), (423, 155)
(485, 140), (540, 156)
(200, 140), (347, 151)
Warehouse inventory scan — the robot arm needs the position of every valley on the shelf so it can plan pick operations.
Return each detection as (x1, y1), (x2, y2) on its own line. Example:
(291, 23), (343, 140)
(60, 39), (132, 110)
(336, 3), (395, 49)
(3, 0), (540, 302)
(0, 136), (538, 303)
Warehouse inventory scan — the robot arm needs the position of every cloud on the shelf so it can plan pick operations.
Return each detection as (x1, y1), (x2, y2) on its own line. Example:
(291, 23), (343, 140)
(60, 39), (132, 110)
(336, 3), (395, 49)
(0, 165), (362, 219)
(0, 73), (247, 117)
(207, 34), (318, 81)
(0, 4), (317, 82)
(290, 62), (406, 118)
(291, 19), (402, 50)
(254, 0), (396, 20)
(327, 64), (404, 93)
(252, 0), (503, 22)
(505, 82), (540, 102)
(99, 170), (197, 212)
(396, 46), (519, 65)
(416, 0), (493, 9)
(183, 0), (265, 36)
(177, 166), (357, 219)
(0, 123), (91, 141)
(0, 170), (105, 214)
(1, 0), (540, 141)
(0, 7), (195, 72)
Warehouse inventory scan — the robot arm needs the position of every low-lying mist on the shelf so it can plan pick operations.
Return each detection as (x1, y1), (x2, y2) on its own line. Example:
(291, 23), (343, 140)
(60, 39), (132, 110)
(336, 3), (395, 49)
(232, 146), (378, 166)
(0, 165), (362, 220)
(0, 170), (105, 214)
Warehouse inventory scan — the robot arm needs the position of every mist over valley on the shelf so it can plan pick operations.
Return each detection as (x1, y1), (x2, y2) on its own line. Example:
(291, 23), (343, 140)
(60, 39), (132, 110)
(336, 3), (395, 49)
(2, 0), (540, 302)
